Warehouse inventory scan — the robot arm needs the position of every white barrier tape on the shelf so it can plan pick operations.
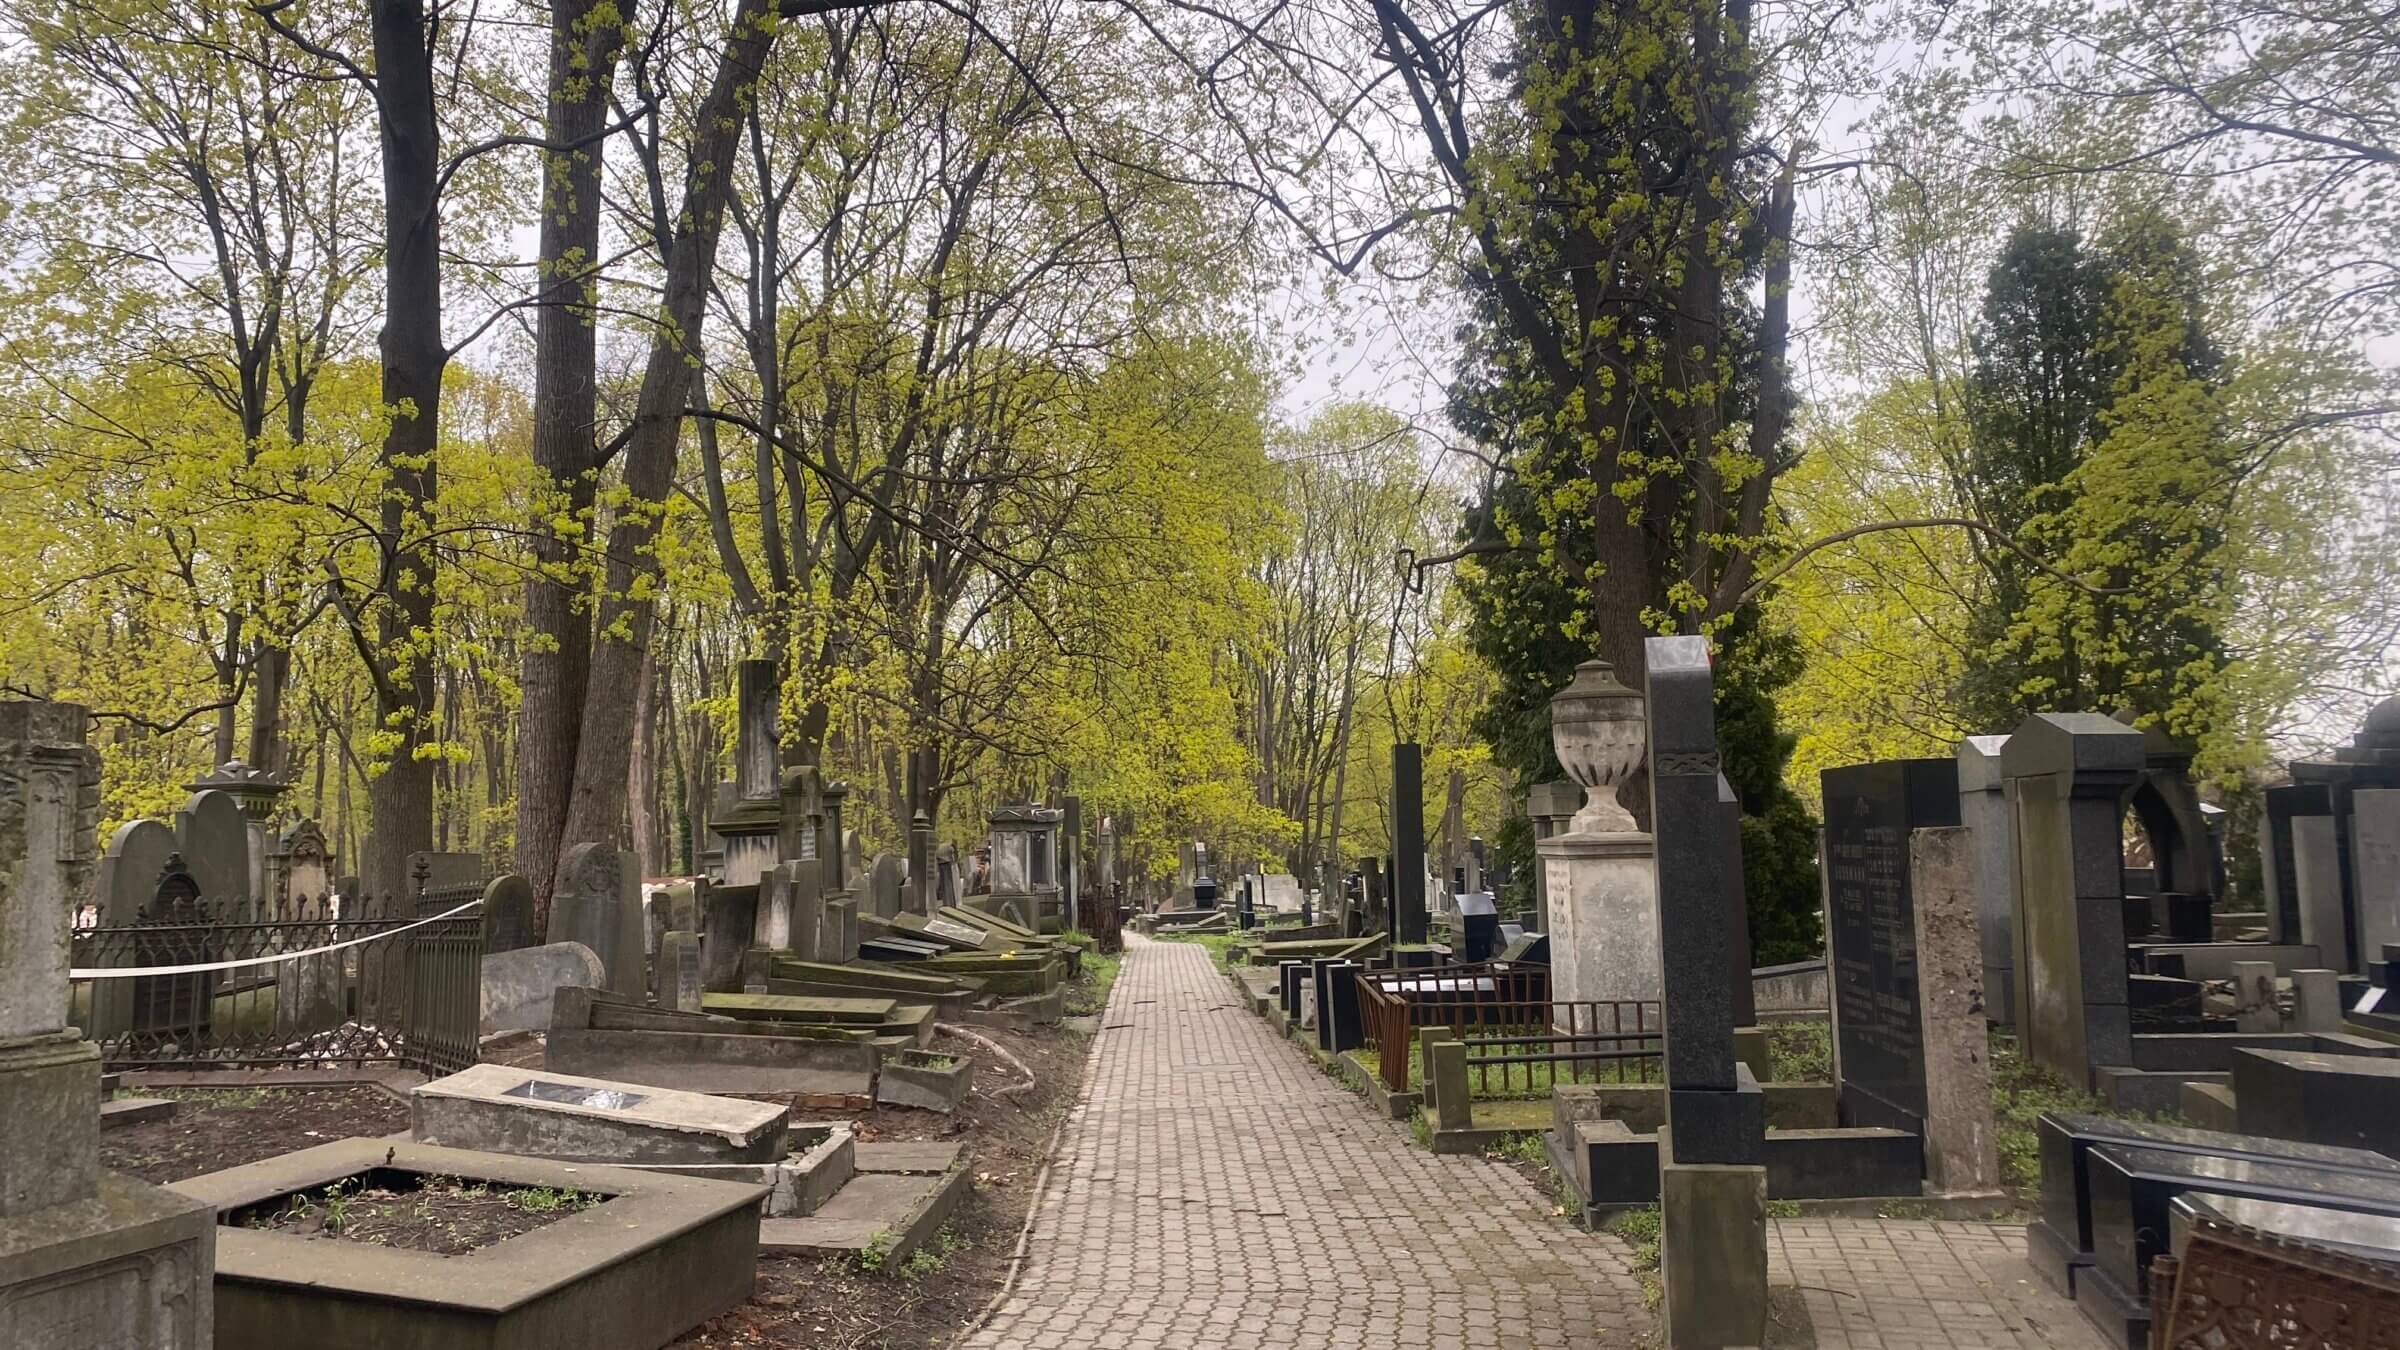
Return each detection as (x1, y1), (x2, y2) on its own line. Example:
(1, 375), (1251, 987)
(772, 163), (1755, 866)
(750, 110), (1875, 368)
(71, 897), (485, 979)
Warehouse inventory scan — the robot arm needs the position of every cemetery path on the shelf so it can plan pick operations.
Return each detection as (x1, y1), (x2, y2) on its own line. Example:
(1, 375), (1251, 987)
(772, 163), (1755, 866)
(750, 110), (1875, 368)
(958, 934), (1651, 1349)
(958, 934), (2117, 1350)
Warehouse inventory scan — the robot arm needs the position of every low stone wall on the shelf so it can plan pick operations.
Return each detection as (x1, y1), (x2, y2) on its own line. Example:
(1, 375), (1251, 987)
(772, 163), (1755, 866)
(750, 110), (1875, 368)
(1752, 959), (1828, 1018)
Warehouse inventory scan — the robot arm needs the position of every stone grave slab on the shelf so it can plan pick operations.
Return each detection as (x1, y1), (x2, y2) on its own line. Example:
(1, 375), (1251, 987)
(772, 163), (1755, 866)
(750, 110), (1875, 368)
(413, 1062), (790, 1165)
(701, 992), (897, 1026)
(2174, 1192), (2400, 1267)
(2234, 1047), (2400, 1154)
(757, 1141), (968, 1266)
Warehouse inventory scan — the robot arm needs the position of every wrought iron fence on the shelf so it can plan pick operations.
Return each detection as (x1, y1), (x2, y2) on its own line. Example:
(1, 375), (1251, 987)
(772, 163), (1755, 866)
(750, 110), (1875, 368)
(1356, 961), (1662, 1095)
(69, 880), (485, 1077)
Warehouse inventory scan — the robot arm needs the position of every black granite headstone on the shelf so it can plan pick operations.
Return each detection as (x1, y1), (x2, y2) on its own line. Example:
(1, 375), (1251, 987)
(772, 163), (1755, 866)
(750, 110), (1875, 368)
(2234, 1048), (2400, 1155)
(2161, 892), (2212, 943)
(1317, 960), (1364, 1053)
(1644, 636), (1764, 1166)
(2261, 783), (2331, 943)
(1819, 757), (1962, 1136)
(1393, 745), (1428, 944)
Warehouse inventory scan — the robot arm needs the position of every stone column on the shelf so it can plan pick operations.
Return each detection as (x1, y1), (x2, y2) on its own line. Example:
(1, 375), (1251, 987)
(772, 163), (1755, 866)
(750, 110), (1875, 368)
(1392, 744), (1428, 945)
(0, 700), (215, 1347)
(735, 659), (779, 802)
(1642, 638), (1766, 1350)
(1955, 735), (2015, 1025)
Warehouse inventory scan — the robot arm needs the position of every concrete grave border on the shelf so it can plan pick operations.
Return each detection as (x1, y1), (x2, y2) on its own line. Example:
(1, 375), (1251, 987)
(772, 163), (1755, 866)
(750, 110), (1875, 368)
(170, 1138), (764, 1350)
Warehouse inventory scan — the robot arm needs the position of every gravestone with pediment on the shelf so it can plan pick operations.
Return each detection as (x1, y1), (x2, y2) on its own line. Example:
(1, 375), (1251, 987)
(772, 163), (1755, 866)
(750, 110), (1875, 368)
(548, 844), (646, 1000)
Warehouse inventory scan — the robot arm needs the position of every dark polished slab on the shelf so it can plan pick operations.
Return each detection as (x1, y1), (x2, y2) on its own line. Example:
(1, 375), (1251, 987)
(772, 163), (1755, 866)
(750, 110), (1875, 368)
(2034, 1110), (2400, 1290)
(2235, 1047), (2400, 1155)
(2173, 1192), (2400, 1268)
(2086, 1141), (2400, 1305)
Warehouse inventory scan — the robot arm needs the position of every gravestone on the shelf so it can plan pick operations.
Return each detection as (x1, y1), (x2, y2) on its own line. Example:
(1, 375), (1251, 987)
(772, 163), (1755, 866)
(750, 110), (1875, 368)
(2234, 1049), (2400, 1156)
(2351, 789), (2400, 970)
(2293, 814), (2350, 972)
(698, 882), (756, 994)
(279, 818), (332, 903)
(1821, 757), (1962, 1135)
(1956, 735), (2015, 1025)
(174, 787), (252, 907)
(1909, 827), (2002, 1194)
(1643, 637), (1767, 1350)
(549, 843), (647, 999)
(907, 810), (934, 915)
(1392, 744), (1429, 945)
(481, 941), (605, 1032)
(0, 701), (215, 1347)
(869, 853), (903, 920)
(660, 932), (705, 1013)
(2003, 713), (2144, 1091)
(2259, 783), (2331, 944)
(480, 874), (535, 954)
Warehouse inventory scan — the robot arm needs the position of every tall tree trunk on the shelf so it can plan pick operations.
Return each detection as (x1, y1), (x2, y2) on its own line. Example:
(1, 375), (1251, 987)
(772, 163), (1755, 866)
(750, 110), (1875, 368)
(517, 0), (630, 915)
(557, 0), (781, 859)
(629, 639), (660, 874)
(362, 0), (445, 898)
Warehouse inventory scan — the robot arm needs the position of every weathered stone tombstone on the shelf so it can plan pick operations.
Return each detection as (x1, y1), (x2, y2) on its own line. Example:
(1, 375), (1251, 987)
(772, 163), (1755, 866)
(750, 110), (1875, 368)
(0, 700), (215, 1346)
(548, 843), (647, 999)
(907, 810), (934, 915)
(660, 932), (705, 1013)
(1642, 637), (1767, 1350)
(279, 817), (331, 904)
(1820, 757), (1961, 1135)
(1542, 659), (1661, 1007)
(2003, 713), (2145, 1091)
(1956, 735), (2015, 1025)
(713, 659), (784, 888)
(868, 852), (903, 919)
(480, 873), (535, 955)
(172, 787), (252, 908)
(480, 940), (605, 1032)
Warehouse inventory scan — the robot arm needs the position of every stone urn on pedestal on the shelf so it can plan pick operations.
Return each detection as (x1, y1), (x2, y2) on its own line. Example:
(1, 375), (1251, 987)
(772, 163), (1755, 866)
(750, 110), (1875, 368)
(1540, 660), (1663, 1006)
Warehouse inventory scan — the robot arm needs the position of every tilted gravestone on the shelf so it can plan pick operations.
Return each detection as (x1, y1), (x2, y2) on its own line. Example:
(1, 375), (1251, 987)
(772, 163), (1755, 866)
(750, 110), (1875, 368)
(1820, 757), (1961, 1136)
(660, 932), (706, 1014)
(548, 844), (647, 1000)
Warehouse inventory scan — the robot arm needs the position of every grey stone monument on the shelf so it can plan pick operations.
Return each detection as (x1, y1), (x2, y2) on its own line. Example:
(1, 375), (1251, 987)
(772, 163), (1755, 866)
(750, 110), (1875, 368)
(549, 843), (647, 999)
(0, 701), (214, 1348)
(1642, 638), (1766, 1349)
(660, 931), (705, 1013)
(2002, 713), (2143, 1091)
(1541, 661), (1660, 1005)
(907, 809), (934, 915)
(868, 853), (903, 920)
(713, 659), (783, 888)
(1955, 734), (2015, 1025)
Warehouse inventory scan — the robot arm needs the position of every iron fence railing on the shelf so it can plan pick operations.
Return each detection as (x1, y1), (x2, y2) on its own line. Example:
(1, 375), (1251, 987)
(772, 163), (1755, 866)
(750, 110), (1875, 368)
(1356, 962), (1662, 1095)
(69, 878), (485, 1077)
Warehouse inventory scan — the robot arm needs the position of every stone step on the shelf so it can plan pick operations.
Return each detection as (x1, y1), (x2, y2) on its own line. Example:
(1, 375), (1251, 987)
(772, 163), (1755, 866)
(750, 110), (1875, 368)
(701, 992), (897, 1025)
(99, 1096), (177, 1129)
(757, 1142), (969, 1263)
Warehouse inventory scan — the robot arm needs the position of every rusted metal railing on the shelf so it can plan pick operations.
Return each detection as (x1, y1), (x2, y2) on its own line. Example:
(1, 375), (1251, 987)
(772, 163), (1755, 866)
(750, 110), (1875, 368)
(1356, 962), (1662, 1095)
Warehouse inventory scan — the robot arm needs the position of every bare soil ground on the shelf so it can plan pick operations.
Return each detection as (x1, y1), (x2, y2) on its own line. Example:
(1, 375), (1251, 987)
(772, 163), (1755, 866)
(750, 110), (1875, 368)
(237, 1172), (607, 1255)
(672, 1015), (1097, 1349)
(100, 1085), (412, 1184)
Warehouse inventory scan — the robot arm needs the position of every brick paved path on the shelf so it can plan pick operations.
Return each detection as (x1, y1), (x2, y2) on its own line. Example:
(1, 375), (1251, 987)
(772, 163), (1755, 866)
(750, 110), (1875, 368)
(960, 935), (2107, 1350)
(962, 934), (1649, 1349)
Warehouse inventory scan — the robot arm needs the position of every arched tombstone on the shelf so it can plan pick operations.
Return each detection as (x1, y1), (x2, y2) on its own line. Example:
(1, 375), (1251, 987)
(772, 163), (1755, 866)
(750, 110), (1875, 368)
(130, 856), (214, 1053)
(87, 819), (179, 1041)
(174, 788), (253, 913)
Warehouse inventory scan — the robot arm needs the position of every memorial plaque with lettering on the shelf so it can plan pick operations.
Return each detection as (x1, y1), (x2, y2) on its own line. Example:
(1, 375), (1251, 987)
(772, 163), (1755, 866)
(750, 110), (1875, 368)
(1822, 758), (1961, 1135)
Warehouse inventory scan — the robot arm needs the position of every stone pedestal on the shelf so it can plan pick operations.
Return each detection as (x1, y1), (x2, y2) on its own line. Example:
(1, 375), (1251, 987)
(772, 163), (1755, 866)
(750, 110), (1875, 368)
(0, 701), (215, 1348)
(1658, 1135), (1767, 1350)
(1538, 830), (1660, 1006)
(1956, 735), (2015, 1026)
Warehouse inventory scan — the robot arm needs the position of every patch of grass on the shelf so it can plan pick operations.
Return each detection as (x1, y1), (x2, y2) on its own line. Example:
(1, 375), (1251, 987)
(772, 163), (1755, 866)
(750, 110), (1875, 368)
(1876, 1198), (1941, 1219)
(1407, 1108), (1433, 1150)
(1989, 1028), (2188, 1200)
(1065, 949), (1122, 1018)
(1764, 1020), (1831, 1082)
(1765, 1199), (1802, 1219)
(898, 1223), (965, 1280)
(1153, 929), (1241, 970)
(1606, 1205), (1664, 1311)
(855, 1229), (899, 1273)
(1485, 1131), (1549, 1166)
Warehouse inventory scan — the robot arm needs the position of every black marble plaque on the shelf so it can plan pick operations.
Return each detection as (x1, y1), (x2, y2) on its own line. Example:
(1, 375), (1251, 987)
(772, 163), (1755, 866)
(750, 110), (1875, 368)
(2087, 1142), (2400, 1301)
(1821, 758), (1961, 1134)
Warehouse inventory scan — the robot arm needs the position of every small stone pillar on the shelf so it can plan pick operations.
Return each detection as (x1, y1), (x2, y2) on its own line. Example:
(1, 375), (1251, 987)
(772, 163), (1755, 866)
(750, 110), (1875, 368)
(1955, 735), (2015, 1025)
(0, 701), (215, 1346)
(908, 810), (935, 915)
